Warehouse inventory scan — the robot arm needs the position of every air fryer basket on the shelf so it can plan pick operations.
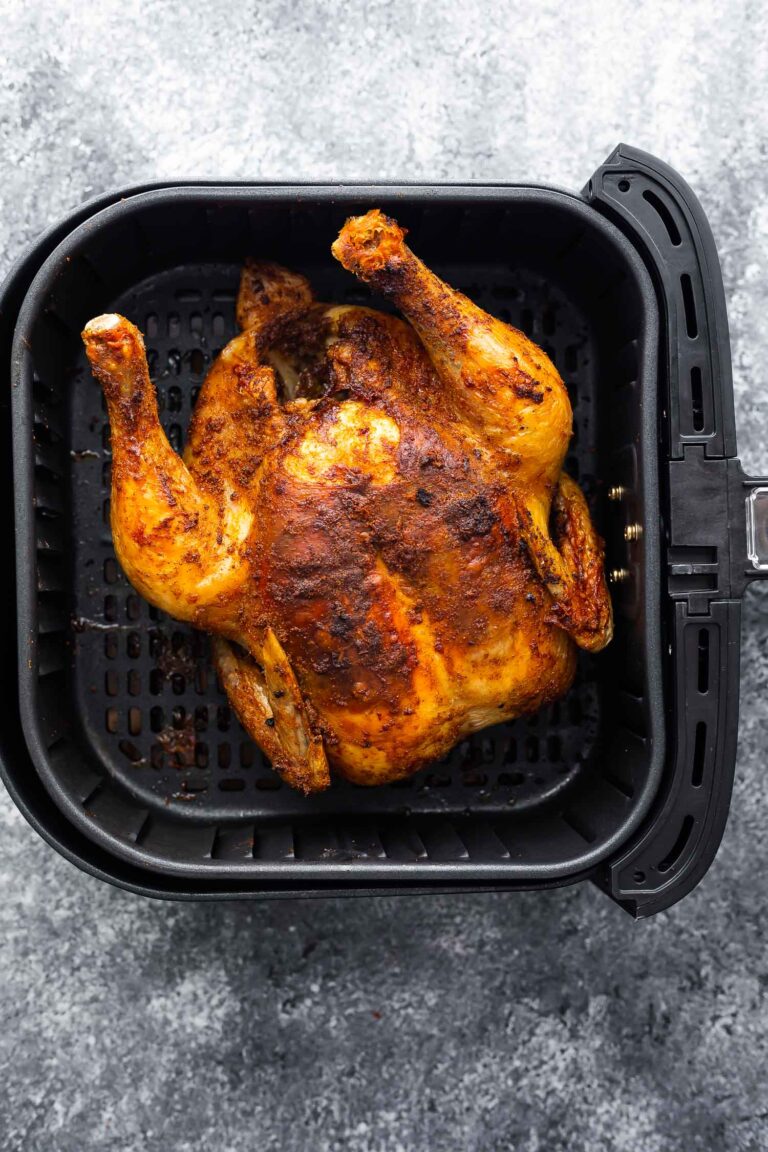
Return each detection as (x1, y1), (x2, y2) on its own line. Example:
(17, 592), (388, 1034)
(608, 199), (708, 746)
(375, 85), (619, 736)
(4, 146), (764, 915)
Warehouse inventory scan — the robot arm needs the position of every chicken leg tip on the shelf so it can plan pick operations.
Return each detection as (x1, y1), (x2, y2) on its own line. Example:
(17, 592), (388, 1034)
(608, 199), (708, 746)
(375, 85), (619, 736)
(81, 314), (145, 367)
(332, 209), (409, 281)
(82, 313), (126, 336)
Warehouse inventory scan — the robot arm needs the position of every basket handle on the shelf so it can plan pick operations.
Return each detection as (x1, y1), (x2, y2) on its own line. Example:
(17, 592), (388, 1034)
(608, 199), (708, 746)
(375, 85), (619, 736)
(745, 481), (768, 577)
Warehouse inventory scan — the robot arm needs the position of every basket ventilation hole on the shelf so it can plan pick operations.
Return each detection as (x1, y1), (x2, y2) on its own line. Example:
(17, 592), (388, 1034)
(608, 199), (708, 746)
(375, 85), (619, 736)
(119, 740), (143, 763)
(220, 778), (245, 792)
(188, 348), (206, 376)
(498, 771), (525, 786)
(690, 366), (705, 432)
(697, 629), (710, 693)
(680, 274), (698, 339)
(256, 777), (281, 791)
(642, 190), (682, 246)
(617, 179), (631, 193)
(692, 721), (706, 787)
(658, 815), (695, 873)
(633, 869), (645, 884)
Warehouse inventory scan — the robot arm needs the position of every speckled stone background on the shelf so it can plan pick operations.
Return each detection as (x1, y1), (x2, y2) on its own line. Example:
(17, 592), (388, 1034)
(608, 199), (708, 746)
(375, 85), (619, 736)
(2, 2), (768, 1149)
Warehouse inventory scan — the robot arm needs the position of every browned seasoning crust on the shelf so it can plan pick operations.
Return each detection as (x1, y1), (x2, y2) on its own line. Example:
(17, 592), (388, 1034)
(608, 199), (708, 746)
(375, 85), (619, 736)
(81, 210), (612, 793)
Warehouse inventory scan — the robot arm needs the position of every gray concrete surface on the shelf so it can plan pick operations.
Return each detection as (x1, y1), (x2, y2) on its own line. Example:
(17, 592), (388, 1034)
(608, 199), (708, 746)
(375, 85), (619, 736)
(2, 1), (768, 1148)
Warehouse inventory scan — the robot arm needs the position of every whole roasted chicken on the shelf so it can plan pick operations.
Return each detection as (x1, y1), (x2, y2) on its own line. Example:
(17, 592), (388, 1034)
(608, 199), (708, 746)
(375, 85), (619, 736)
(82, 211), (612, 793)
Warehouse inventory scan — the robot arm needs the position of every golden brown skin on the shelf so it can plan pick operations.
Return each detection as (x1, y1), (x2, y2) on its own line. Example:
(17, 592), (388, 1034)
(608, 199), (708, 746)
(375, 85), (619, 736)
(82, 212), (612, 793)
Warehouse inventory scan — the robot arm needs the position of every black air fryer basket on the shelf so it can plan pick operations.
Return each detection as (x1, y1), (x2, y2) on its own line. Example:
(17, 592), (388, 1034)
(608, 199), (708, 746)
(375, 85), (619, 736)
(3, 145), (765, 917)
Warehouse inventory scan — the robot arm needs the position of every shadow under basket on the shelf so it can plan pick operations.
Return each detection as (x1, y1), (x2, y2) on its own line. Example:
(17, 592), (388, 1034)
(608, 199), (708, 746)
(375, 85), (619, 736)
(7, 147), (763, 915)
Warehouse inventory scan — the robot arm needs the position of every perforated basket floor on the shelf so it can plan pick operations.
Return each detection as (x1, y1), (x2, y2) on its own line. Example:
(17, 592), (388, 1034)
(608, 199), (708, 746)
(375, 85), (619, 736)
(70, 262), (600, 824)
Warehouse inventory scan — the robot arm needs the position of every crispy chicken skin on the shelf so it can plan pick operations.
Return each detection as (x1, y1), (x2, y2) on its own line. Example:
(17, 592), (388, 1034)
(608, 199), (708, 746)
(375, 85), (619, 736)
(82, 210), (612, 793)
